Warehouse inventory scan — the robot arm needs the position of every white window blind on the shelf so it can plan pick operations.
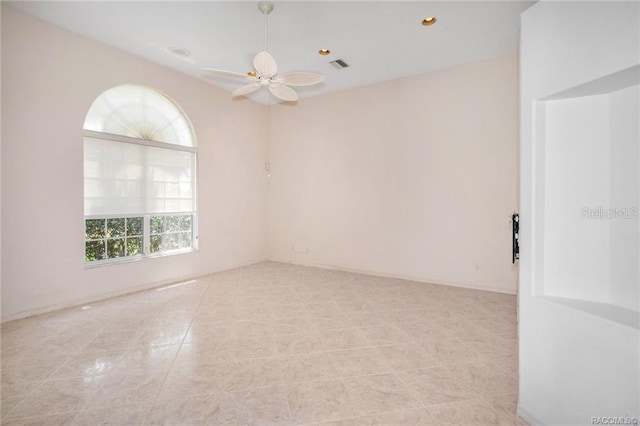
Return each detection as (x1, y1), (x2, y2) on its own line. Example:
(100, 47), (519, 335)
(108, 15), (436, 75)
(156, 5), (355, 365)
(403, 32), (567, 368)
(84, 137), (195, 216)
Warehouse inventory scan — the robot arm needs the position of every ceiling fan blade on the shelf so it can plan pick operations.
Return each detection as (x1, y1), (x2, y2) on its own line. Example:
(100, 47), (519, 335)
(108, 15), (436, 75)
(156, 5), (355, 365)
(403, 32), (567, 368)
(202, 68), (252, 80)
(269, 82), (298, 102)
(253, 51), (277, 78)
(232, 83), (262, 97)
(274, 72), (325, 87)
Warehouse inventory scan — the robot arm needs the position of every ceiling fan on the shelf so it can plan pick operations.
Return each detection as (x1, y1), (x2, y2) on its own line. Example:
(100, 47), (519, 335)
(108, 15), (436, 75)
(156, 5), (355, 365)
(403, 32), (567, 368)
(203, 1), (325, 102)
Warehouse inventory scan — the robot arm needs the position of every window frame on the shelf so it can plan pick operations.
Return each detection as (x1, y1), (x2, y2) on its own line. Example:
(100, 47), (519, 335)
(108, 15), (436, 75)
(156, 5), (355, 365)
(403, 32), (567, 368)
(82, 88), (198, 268)
(84, 213), (198, 268)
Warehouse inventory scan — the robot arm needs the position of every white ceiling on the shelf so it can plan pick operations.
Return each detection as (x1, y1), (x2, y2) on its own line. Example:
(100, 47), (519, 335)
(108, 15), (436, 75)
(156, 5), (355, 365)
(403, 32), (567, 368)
(10, 1), (534, 103)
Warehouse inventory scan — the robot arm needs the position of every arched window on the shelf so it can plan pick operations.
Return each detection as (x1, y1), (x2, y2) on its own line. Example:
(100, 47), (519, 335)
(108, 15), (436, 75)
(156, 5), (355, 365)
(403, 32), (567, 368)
(83, 85), (197, 264)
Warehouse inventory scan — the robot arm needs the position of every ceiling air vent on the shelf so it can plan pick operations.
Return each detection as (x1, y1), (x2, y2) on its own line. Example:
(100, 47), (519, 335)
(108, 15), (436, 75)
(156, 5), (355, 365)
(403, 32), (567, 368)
(330, 59), (350, 69)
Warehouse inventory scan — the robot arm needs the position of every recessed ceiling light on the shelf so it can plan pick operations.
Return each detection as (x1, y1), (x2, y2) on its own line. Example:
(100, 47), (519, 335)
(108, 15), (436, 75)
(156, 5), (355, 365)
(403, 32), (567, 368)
(319, 49), (331, 56)
(168, 46), (191, 58)
(247, 71), (257, 77)
(422, 16), (437, 26)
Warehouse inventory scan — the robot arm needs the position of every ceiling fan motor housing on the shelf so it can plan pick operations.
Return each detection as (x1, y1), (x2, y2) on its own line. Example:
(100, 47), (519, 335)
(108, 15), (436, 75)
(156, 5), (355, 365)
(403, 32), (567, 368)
(257, 1), (274, 15)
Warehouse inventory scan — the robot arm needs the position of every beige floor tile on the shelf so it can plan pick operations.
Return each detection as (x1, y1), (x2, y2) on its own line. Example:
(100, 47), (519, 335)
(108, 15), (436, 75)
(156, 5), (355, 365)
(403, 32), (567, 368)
(346, 312), (391, 328)
(231, 320), (275, 338)
(472, 317), (517, 336)
(50, 348), (130, 379)
(343, 373), (420, 415)
(156, 361), (225, 400)
(1, 353), (70, 385)
(147, 310), (196, 328)
(305, 303), (344, 318)
(375, 343), (440, 371)
(170, 342), (221, 366)
(37, 327), (101, 354)
(1, 381), (40, 419)
(145, 394), (228, 425)
(133, 326), (189, 348)
(482, 392), (518, 417)
(358, 325), (410, 345)
(420, 337), (485, 364)
(317, 328), (370, 350)
(233, 304), (275, 321)
(427, 398), (503, 426)
(310, 315), (354, 331)
(399, 367), (479, 406)
(237, 387), (294, 425)
(84, 371), (166, 409)
(319, 408), (438, 426)
(269, 317), (314, 335)
(280, 352), (341, 384)
(274, 332), (326, 356)
(466, 335), (517, 360)
(0, 335), (45, 359)
(1, 412), (78, 426)
(227, 335), (278, 360)
(184, 335), (276, 362)
(447, 359), (518, 398)
(191, 308), (235, 325)
(5, 376), (103, 419)
(223, 358), (283, 392)
(286, 379), (360, 424)
(182, 322), (233, 345)
(327, 348), (391, 377)
(116, 345), (180, 373)
(1, 263), (519, 425)
(83, 330), (143, 352)
(71, 404), (150, 425)
(93, 313), (153, 332)
(395, 321), (449, 342)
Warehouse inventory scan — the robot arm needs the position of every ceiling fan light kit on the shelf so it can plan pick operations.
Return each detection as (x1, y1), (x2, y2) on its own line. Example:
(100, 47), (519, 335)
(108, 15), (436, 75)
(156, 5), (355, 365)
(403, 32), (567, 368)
(203, 0), (325, 102)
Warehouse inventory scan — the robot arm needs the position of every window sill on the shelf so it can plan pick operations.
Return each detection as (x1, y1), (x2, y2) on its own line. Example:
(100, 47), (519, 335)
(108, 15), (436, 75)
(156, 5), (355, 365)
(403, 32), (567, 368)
(84, 248), (197, 269)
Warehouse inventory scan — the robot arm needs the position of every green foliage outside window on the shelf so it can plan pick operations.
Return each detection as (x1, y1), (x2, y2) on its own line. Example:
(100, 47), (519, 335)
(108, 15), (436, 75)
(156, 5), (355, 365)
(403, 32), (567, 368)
(85, 217), (144, 262)
(85, 215), (193, 263)
(150, 214), (193, 253)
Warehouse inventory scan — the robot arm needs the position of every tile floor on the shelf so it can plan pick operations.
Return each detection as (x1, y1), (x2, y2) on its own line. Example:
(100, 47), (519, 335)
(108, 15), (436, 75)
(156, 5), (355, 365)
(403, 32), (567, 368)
(1, 262), (524, 425)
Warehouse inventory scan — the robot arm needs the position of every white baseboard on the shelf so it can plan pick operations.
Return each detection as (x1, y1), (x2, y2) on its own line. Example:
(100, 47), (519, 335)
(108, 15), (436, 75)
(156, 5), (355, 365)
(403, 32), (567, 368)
(1, 257), (267, 324)
(267, 257), (517, 295)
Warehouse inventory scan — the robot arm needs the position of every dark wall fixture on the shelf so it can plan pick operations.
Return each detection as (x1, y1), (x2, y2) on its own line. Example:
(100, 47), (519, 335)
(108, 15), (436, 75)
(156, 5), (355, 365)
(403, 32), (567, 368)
(512, 213), (520, 264)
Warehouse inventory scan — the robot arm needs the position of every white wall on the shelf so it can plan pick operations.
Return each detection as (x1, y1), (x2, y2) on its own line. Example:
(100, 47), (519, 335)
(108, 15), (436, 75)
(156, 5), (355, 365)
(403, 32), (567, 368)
(544, 86), (640, 312)
(609, 85), (639, 311)
(268, 54), (520, 294)
(0, 2), (3, 321)
(520, 1), (640, 424)
(1, 6), (268, 321)
(544, 94), (611, 302)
